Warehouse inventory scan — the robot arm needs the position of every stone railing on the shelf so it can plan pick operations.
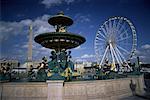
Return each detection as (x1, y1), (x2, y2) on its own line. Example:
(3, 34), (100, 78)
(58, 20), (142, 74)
(0, 75), (145, 100)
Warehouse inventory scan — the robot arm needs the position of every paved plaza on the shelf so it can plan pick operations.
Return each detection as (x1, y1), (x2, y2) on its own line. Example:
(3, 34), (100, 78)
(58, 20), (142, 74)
(120, 95), (149, 100)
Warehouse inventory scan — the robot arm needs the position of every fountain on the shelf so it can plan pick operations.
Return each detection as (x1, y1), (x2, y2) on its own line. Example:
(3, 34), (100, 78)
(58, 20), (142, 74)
(34, 11), (86, 81)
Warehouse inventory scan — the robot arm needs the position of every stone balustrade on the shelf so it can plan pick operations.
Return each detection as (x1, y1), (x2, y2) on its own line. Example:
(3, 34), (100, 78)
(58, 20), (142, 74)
(0, 75), (144, 100)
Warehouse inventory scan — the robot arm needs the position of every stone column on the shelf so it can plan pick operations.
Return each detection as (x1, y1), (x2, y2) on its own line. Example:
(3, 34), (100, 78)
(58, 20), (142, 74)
(47, 80), (64, 100)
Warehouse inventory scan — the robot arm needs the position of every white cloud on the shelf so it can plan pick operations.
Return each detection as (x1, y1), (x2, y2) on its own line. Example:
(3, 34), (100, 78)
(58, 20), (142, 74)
(73, 46), (86, 50)
(141, 44), (150, 49)
(33, 14), (55, 34)
(0, 20), (31, 41)
(0, 14), (55, 42)
(73, 54), (96, 63)
(74, 46), (81, 50)
(41, 0), (75, 8)
(16, 41), (51, 61)
(22, 44), (28, 48)
(20, 19), (32, 26)
(134, 44), (150, 63)
(139, 56), (146, 59)
(0, 14), (56, 61)
(74, 58), (87, 62)
(74, 13), (91, 23)
(81, 54), (95, 59)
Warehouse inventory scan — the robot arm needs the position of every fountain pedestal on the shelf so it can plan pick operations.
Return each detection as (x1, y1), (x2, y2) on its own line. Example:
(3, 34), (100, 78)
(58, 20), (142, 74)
(47, 80), (64, 100)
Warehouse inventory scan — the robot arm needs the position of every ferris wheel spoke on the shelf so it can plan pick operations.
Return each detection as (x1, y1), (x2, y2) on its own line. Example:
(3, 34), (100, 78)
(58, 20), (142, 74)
(96, 37), (105, 42)
(118, 27), (130, 39)
(122, 27), (130, 34)
(109, 20), (112, 34)
(99, 45), (109, 66)
(114, 47), (123, 64)
(95, 41), (105, 46)
(116, 18), (123, 31)
(95, 46), (103, 50)
(101, 27), (108, 37)
(112, 20), (117, 35)
(95, 43), (103, 46)
(110, 43), (121, 66)
(117, 34), (132, 42)
(104, 22), (109, 34)
(113, 19), (116, 29)
(118, 22), (126, 35)
(109, 20), (112, 31)
(117, 45), (130, 54)
(109, 44), (116, 70)
(95, 41), (105, 45)
(117, 43), (132, 48)
(115, 47), (126, 62)
(97, 30), (106, 39)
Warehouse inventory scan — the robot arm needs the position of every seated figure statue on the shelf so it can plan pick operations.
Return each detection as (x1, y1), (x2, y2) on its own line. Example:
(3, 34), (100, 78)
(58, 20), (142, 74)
(28, 65), (36, 80)
(36, 57), (47, 81)
(0, 63), (11, 81)
(47, 50), (79, 81)
(47, 51), (65, 80)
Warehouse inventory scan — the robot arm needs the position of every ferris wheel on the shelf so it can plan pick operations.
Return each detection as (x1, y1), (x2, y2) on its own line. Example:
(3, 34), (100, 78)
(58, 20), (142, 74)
(94, 17), (137, 72)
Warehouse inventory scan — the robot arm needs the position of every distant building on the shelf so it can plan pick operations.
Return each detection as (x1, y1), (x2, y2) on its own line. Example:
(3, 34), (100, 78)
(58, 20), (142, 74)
(74, 62), (85, 75)
(141, 64), (150, 73)
(0, 59), (19, 69)
(74, 61), (98, 79)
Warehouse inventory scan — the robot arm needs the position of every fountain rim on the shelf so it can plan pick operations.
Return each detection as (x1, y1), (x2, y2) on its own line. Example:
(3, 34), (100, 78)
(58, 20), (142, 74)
(35, 32), (86, 41)
(48, 15), (73, 26)
(34, 32), (86, 50)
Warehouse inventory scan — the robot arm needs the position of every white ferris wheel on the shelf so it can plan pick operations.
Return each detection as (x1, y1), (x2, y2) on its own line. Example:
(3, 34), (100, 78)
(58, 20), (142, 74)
(94, 17), (137, 72)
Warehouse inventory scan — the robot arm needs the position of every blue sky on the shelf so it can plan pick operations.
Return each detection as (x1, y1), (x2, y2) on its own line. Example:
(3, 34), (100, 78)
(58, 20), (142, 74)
(0, 0), (150, 63)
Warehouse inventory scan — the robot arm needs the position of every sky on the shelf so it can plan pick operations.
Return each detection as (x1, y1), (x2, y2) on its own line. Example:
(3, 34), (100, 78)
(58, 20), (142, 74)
(0, 0), (150, 64)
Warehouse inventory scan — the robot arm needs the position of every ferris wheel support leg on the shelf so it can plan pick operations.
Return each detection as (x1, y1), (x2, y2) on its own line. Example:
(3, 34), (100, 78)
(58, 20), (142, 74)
(109, 44), (116, 71)
(114, 47), (123, 64)
(110, 44), (121, 67)
(99, 45), (109, 67)
(116, 47), (132, 71)
(115, 47), (126, 72)
(116, 46), (126, 62)
(115, 49), (124, 72)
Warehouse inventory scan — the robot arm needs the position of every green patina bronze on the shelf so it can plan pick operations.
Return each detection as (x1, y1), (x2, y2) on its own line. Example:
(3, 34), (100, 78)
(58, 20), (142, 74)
(34, 11), (86, 81)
